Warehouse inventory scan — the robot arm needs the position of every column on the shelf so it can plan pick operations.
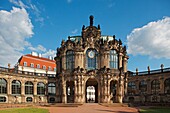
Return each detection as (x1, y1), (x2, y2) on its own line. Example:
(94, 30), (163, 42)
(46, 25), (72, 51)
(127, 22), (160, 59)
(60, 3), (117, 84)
(7, 78), (12, 103)
(77, 76), (81, 103)
(119, 53), (123, 68)
(62, 54), (66, 70)
(62, 80), (66, 103)
(123, 57), (128, 73)
(160, 78), (164, 94)
(135, 80), (139, 94)
(21, 81), (25, 103)
(101, 51), (109, 68)
(33, 81), (37, 103)
(74, 80), (77, 103)
(81, 76), (85, 103)
(117, 76), (123, 103)
(147, 80), (151, 94)
(107, 80), (110, 103)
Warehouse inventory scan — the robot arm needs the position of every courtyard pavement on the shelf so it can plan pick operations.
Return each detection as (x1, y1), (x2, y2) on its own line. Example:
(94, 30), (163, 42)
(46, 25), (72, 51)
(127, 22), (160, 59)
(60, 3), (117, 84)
(43, 103), (139, 113)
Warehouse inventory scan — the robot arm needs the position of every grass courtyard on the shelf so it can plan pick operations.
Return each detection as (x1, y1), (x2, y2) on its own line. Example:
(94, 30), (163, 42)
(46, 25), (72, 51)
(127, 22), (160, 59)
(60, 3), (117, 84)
(139, 107), (170, 113)
(0, 108), (48, 113)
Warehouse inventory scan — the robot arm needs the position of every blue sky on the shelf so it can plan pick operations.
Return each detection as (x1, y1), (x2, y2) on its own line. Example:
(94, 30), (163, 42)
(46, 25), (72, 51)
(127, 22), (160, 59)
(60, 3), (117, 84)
(0, 0), (170, 72)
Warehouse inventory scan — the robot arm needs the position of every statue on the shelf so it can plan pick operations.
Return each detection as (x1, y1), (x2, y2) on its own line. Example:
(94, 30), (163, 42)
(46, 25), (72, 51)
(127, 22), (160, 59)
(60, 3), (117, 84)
(89, 15), (94, 26)
(98, 24), (100, 29)
(82, 25), (85, 30)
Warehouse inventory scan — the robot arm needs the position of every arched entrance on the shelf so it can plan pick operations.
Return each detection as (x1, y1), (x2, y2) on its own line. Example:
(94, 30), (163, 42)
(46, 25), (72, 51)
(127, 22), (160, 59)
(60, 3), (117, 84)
(110, 80), (117, 103)
(66, 81), (74, 103)
(86, 78), (98, 103)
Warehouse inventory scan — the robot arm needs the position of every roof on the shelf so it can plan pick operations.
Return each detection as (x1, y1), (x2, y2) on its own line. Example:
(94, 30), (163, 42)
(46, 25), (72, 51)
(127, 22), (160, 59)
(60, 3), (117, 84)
(18, 54), (56, 70)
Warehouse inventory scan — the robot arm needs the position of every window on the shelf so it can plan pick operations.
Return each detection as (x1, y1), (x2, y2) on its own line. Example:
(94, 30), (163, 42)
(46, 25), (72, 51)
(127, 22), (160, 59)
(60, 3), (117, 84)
(164, 78), (170, 94)
(26, 97), (33, 102)
(23, 62), (27, 66)
(139, 80), (147, 94)
(48, 66), (51, 71)
(110, 50), (118, 69)
(48, 83), (56, 95)
(12, 80), (21, 95)
(151, 79), (160, 94)
(128, 82), (136, 89)
(37, 64), (40, 69)
(37, 82), (45, 95)
(25, 81), (33, 95)
(30, 63), (34, 68)
(0, 78), (7, 94)
(128, 82), (136, 95)
(86, 49), (98, 70)
(66, 50), (74, 70)
(0, 97), (6, 102)
(49, 97), (55, 103)
(43, 65), (46, 70)
(54, 67), (56, 72)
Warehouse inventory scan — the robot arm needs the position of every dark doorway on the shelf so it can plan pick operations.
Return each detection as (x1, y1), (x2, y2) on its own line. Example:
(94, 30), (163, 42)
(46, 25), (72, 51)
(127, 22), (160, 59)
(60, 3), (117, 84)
(86, 78), (98, 103)
(110, 80), (117, 103)
(66, 81), (74, 103)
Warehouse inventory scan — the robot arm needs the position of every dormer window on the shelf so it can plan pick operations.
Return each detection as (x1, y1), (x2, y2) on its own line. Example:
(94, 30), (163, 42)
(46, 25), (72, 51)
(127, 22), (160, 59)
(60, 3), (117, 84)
(54, 67), (56, 72)
(37, 64), (40, 69)
(23, 62), (27, 66)
(43, 65), (46, 70)
(30, 63), (34, 68)
(48, 66), (51, 71)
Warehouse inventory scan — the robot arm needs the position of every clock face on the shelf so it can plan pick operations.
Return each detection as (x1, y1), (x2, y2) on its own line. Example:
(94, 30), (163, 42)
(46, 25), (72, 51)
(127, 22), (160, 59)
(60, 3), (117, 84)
(88, 50), (95, 58)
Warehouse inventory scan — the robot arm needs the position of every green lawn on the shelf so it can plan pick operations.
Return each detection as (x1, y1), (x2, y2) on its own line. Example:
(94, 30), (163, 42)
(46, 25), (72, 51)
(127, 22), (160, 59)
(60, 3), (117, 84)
(140, 107), (170, 113)
(0, 108), (49, 113)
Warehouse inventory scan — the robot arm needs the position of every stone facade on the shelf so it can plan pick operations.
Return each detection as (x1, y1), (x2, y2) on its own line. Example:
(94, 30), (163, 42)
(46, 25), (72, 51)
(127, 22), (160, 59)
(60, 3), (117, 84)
(126, 66), (170, 104)
(55, 16), (129, 103)
(0, 68), (50, 103)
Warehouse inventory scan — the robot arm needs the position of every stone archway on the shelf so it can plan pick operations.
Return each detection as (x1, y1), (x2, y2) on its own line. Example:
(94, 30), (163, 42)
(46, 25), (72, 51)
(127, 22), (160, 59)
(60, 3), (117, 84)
(86, 78), (98, 103)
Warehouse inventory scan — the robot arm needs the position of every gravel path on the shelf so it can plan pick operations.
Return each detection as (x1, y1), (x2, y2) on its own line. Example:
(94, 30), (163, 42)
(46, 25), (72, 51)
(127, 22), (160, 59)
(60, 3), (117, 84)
(43, 103), (139, 113)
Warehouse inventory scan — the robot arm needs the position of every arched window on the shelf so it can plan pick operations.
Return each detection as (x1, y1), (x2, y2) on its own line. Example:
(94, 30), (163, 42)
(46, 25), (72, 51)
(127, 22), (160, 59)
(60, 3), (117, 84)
(110, 50), (118, 69)
(151, 79), (160, 94)
(128, 82), (136, 95)
(12, 80), (21, 94)
(139, 80), (147, 94)
(25, 81), (33, 95)
(37, 82), (45, 95)
(0, 78), (7, 94)
(86, 49), (98, 70)
(164, 78), (170, 94)
(66, 50), (74, 70)
(48, 83), (56, 95)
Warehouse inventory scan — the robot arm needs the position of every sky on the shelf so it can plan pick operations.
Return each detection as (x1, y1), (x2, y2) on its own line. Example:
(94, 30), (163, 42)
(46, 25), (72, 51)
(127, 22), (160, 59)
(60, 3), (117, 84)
(0, 0), (170, 72)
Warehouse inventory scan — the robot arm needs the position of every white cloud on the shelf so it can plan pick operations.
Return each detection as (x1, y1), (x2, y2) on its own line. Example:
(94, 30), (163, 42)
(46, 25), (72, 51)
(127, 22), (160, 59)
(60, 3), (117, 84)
(9, 0), (44, 25)
(127, 17), (170, 59)
(0, 7), (33, 67)
(9, 0), (29, 9)
(28, 45), (47, 52)
(71, 29), (78, 34)
(42, 49), (56, 58)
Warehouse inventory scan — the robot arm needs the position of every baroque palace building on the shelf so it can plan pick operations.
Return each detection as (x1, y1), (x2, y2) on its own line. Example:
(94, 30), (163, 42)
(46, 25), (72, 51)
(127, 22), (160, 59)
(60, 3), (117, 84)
(1, 16), (170, 104)
(55, 15), (129, 103)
